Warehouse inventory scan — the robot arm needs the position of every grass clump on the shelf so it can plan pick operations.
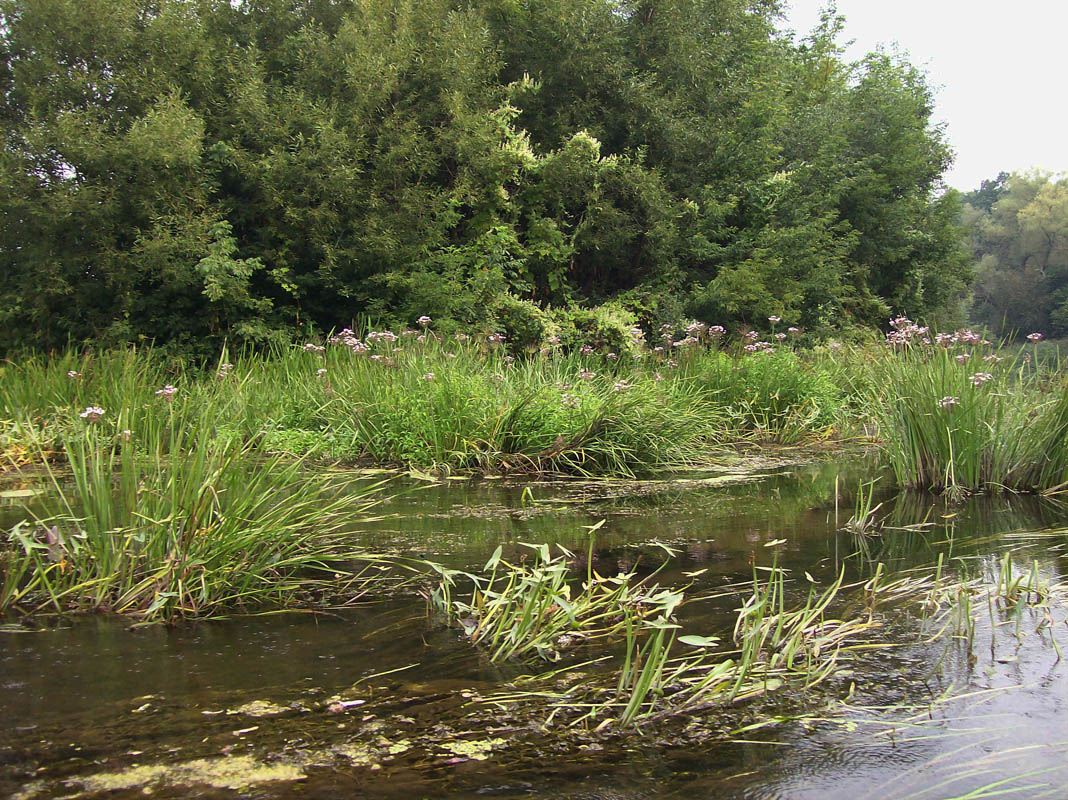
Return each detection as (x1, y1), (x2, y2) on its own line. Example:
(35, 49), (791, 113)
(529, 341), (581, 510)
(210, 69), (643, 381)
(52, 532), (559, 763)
(867, 319), (1068, 495)
(0, 427), (402, 623)
(451, 536), (877, 731)
(428, 521), (678, 661)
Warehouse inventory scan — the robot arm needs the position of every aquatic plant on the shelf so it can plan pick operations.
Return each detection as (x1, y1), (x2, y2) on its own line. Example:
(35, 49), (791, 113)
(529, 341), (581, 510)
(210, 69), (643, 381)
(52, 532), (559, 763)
(428, 522), (675, 661)
(867, 319), (1068, 494)
(0, 429), (405, 622)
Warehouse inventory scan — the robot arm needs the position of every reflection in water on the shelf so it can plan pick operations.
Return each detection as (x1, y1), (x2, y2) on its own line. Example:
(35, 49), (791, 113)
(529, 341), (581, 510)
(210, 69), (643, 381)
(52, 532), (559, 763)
(2, 459), (1068, 798)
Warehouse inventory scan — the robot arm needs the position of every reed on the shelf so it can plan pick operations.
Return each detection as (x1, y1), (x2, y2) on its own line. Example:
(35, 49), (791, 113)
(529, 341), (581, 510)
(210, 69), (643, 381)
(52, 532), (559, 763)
(0, 428), (403, 622)
(1, 323), (849, 477)
(868, 319), (1068, 494)
(428, 522), (678, 661)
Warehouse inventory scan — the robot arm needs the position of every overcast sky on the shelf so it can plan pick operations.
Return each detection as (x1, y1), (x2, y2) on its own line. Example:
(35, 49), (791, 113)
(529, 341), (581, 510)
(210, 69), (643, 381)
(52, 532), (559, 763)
(779, 1), (1068, 192)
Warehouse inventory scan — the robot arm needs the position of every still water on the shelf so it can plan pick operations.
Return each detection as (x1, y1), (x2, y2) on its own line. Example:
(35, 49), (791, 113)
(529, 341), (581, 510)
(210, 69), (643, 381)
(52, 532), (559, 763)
(3, 459), (1067, 798)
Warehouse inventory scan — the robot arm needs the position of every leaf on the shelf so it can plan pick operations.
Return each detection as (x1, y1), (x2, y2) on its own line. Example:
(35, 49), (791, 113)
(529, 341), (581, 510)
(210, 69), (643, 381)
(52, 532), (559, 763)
(484, 545), (503, 572)
(0, 488), (44, 499)
(678, 634), (720, 648)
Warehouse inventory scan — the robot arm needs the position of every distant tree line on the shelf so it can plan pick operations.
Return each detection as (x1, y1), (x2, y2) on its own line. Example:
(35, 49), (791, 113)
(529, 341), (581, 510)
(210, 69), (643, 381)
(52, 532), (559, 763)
(962, 171), (1068, 340)
(0, 0), (968, 355)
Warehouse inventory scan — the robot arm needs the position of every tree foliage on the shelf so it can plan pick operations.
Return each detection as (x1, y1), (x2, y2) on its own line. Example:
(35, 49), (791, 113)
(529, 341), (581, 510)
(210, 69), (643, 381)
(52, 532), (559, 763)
(0, 0), (966, 354)
(964, 171), (1068, 338)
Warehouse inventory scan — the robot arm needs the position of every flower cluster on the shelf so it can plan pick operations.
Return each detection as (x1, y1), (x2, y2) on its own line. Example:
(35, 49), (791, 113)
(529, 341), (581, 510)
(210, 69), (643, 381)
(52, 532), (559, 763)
(969, 372), (994, 387)
(886, 316), (930, 346)
(937, 396), (959, 409)
(366, 330), (399, 345)
(155, 385), (177, 398)
(80, 406), (105, 421)
(1027, 332), (1044, 342)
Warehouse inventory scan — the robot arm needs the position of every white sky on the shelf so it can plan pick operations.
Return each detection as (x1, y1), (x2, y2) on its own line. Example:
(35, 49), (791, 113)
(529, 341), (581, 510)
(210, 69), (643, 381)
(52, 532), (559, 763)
(779, 1), (1068, 191)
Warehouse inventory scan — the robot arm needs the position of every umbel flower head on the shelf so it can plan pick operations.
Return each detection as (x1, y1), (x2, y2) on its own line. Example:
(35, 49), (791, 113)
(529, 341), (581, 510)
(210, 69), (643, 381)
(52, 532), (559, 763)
(79, 406), (105, 421)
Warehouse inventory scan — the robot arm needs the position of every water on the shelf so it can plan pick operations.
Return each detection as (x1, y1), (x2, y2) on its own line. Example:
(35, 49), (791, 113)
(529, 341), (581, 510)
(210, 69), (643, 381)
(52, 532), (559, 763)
(3, 458), (1068, 798)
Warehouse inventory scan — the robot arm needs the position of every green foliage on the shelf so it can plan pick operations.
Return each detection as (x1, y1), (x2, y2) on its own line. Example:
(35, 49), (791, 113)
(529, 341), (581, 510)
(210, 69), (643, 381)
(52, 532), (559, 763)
(0, 0), (965, 354)
(965, 171), (1068, 339)
(866, 320), (1068, 494)
(0, 429), (402, 622)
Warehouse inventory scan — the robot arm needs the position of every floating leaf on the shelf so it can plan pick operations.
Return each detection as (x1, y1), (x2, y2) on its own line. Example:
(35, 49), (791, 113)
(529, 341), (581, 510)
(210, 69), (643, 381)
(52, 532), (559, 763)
(678, 634), (720, 648)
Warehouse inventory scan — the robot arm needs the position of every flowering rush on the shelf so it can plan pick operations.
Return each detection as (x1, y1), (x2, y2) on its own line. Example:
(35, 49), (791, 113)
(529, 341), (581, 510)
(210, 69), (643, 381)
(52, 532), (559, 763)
(1027, 332), (1044, 342)
(937, 396), (959, 409)
(80, 406), (105, 421)
(969, 372), (994, 387)
(155, 385), (177, 398)
(417, 315), (432, 327)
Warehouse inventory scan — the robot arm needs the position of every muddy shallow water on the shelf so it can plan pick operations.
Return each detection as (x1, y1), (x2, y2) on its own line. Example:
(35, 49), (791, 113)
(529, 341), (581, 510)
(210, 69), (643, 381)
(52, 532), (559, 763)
(3, 459), (1068, 799)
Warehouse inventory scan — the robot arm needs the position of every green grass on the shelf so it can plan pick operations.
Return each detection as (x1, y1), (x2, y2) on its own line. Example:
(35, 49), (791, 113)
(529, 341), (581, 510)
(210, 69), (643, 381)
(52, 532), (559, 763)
(0, 329), (847, 477)
(0, 425), (406, 623)
(864, 322), (1068, 494)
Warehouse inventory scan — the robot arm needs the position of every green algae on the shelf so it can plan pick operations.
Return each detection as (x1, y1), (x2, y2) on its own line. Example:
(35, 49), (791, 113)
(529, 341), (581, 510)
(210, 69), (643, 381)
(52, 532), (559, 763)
(20, 755), (306, 798)
(227, 700), (292, 717)
(440, 737), (508, 761)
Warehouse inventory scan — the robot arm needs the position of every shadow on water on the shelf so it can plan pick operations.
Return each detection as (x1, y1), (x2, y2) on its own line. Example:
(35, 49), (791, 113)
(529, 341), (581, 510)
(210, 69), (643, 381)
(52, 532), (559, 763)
(3, 456), (1068, 798)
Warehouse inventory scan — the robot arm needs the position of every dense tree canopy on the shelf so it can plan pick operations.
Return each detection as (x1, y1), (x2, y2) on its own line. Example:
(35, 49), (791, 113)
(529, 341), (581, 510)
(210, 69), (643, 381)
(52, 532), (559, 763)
(964, 171), (1068, 339)
(0, 0), (968, 354)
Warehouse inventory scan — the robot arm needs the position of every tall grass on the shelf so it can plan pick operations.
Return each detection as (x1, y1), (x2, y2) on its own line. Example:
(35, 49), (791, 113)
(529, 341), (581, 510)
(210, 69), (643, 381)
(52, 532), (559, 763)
(1, 327), (847, 477)
(866, 320), (1068, 494)
(0, 426), (403, 622)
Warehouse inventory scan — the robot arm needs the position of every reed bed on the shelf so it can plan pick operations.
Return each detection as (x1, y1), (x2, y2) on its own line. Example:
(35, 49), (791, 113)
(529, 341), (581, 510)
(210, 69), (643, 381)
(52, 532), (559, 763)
(461, 541), (880, 730)
(0, 321), (847, 478)
(0, 426), (407, 623)
(427, 521), (682, 662)
(865, 319), (1068, 495)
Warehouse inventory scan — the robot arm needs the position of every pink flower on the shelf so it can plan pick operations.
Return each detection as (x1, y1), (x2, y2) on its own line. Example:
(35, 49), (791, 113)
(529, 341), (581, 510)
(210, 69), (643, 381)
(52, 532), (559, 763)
(79, 406), (105, 421)
(937, 396), (959, 409)
(417, 315), (432, 327)
(955, 353), (971, 364)
(155, 385), (178, 398)
(1027, 332), (1044, 342)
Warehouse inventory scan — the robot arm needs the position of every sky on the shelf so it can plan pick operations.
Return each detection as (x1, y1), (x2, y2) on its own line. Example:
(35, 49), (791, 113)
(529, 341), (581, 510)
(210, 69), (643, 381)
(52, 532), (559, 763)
(778, 1), (1068, 192)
